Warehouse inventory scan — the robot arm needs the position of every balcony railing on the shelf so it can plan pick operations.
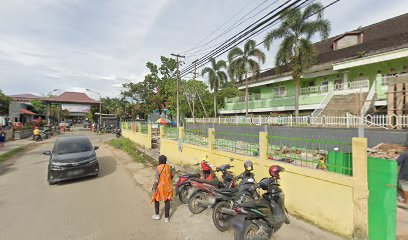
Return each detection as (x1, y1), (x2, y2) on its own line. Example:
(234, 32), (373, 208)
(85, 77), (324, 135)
(225, 80), (370, 104)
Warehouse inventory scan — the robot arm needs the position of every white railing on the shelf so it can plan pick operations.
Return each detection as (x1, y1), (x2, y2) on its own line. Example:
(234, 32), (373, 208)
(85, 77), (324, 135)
(360, 80), (377, 116)
(225, 80), (371, 104)
(311, 89), (334, 119)
(185, 114), (408, 129)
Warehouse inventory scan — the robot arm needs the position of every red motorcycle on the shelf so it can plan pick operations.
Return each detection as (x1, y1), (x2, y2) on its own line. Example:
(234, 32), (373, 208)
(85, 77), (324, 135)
(188, 164), (236, 214)
(175, 160), (215, 204)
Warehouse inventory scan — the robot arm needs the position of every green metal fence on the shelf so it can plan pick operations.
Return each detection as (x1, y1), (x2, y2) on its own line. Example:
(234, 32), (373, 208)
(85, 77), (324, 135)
(183, 128), (208, 147)
(267, 135), (352, 176)
(164, 127), (178, 140)
(368, 157), (397, 240)
(140, 124), (148, 134)
(215, 131), (259, 156)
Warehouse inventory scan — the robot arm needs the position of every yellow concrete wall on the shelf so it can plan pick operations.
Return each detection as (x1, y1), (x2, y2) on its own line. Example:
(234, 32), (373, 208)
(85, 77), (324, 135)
(122, 129), (151, 150)
(160, 138), (354, 237)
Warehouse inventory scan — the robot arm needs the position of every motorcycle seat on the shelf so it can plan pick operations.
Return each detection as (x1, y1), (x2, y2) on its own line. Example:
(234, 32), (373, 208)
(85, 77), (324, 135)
(194, 178), (220, 186)
(180, 173), (200, 178)
(215, 188), (239, 195)
(239, 200), (268, 209)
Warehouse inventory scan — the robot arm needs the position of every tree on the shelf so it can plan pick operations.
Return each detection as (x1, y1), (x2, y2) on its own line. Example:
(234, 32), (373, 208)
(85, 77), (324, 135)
(201, 57), (228, 118)
(228, 39), (266, 116)
(0, 89), (10, 115)
(263, 2), (330, 116)
(30, 100), (47, 115)
(216, 86), (244, 110)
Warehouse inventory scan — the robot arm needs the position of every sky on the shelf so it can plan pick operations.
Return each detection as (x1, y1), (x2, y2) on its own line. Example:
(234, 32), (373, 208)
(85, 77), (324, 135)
(0, 0), (407, 100)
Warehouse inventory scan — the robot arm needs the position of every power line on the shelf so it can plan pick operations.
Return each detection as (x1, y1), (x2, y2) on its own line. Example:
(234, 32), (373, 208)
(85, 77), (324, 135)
(184, 0), (278, 56)
(178, 0), (265, 55)
(180, 0), (341, 78)
(180, 0), (306, 76)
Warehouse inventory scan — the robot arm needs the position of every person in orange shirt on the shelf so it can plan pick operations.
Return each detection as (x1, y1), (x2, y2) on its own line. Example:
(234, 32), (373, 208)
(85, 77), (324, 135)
(151, 155), (173, 222)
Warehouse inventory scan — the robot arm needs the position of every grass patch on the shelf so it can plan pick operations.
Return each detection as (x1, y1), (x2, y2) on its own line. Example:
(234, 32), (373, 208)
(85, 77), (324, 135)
(0, 147), (25, 163)
(107, 138), (146, 162)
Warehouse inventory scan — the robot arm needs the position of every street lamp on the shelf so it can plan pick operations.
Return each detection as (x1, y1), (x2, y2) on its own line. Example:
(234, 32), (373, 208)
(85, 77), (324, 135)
(46, 89), (59, 125)
(86, 89), (102, 131)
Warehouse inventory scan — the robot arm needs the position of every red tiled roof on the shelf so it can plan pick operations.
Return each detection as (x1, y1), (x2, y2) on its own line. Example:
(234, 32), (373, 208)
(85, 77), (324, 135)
(9, 94), (41, 102)
(20, 109), (36, 115)
(44, 92), (99, 104)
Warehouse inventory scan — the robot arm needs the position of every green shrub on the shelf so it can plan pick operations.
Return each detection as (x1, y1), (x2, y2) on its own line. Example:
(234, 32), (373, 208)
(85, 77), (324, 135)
(107, 138), (145, 162)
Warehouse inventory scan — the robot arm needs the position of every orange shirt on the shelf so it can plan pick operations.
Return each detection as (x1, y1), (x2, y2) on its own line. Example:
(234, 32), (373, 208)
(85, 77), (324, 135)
(151, 164), (173, 202)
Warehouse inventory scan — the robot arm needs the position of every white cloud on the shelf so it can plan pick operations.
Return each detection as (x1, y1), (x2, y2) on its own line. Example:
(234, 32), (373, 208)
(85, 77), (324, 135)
(0, 0), (407, 97)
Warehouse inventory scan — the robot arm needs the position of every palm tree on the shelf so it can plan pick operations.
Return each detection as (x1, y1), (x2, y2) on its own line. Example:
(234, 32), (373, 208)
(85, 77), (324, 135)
(228, 39), (266, 116)
(201, 57), (228, 118)
(263, 2), (330, 117)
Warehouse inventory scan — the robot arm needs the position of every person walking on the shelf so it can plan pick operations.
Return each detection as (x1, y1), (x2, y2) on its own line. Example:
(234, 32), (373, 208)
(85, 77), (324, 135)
(0, 128), (6, 148)
(151, 155), (173, 222)
(397, 150), (408, 204)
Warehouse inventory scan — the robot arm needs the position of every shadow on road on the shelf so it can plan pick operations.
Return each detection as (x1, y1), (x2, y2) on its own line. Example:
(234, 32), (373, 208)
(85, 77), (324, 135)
(98, 156), (117, 177)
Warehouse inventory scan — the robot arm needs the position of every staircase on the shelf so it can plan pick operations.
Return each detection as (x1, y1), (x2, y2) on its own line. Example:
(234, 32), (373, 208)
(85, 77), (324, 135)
(321, 93), (368, 116)
(311, 90), (334, 119)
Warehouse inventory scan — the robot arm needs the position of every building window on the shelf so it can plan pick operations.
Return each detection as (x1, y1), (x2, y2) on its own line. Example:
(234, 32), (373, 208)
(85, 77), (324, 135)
(274, 86), (287, 97)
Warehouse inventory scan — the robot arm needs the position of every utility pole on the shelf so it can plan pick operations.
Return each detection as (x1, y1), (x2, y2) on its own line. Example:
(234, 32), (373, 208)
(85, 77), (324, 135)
(192, 60), (198, 123)
(171, 53), (185, 128)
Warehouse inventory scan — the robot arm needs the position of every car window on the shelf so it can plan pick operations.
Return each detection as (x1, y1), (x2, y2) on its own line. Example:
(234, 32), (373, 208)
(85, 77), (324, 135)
(53, 138), (93, 155)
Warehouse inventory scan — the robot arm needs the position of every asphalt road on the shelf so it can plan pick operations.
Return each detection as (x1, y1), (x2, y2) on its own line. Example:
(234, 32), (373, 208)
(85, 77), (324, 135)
(0, 129), (184, 240)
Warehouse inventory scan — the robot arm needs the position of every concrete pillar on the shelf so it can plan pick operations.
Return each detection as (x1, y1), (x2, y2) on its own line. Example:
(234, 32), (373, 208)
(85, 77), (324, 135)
(208, 128), (215, 152)
(178, 126), (184, 140)
(160, 125), (164, 139)
(259, 132), (268, 161)
(138, 124), (141, 133)
(352, 137), (368, 239)
(343, 72), (349, 90)
(147, 124), (152, 149)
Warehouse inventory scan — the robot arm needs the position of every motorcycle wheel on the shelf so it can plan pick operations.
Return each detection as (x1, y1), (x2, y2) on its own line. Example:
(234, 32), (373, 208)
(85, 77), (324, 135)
(188, 191), (207, 214)
(178, 186), (190, 204)
(212, 201), (233, 232)
(234, 221), (259, 240)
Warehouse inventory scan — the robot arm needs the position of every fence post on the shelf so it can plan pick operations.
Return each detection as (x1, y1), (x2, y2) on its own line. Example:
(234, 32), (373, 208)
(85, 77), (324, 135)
(289, 115), (293, 126)
(160, 125), (165, 139)
(178, 126), (184, 140)
(259, 132), (268, 161)
(346, 112), (350, 128)
(147, 124), (152, 149)
(352, 137), (369, 239)
(208, 128), (215, 152)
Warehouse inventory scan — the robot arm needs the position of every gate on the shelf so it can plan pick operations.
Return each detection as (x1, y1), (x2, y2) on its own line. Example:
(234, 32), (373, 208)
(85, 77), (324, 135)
(368, 157), (397, 240)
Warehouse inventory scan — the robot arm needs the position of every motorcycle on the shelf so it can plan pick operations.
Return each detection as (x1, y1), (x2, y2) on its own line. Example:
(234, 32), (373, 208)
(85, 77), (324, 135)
(232, 165), (290, 240)
(176, 160), (215, 204)
(211, 169), (259, 232)
(115, 128), (122, 138)
(188, 163), (236, 214)
(40, 129), (49, 140)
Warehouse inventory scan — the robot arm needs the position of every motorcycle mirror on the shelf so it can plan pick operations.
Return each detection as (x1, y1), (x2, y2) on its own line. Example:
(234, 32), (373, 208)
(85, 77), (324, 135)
(94, 146), (99, 150)
(42, 151), (51, 155)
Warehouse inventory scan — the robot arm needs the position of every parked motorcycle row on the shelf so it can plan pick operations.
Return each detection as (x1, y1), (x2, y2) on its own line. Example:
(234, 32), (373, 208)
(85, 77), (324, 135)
(175, 159), (290, 240)
(33, 124), (61, 142)
(93, 125), (121, 138)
